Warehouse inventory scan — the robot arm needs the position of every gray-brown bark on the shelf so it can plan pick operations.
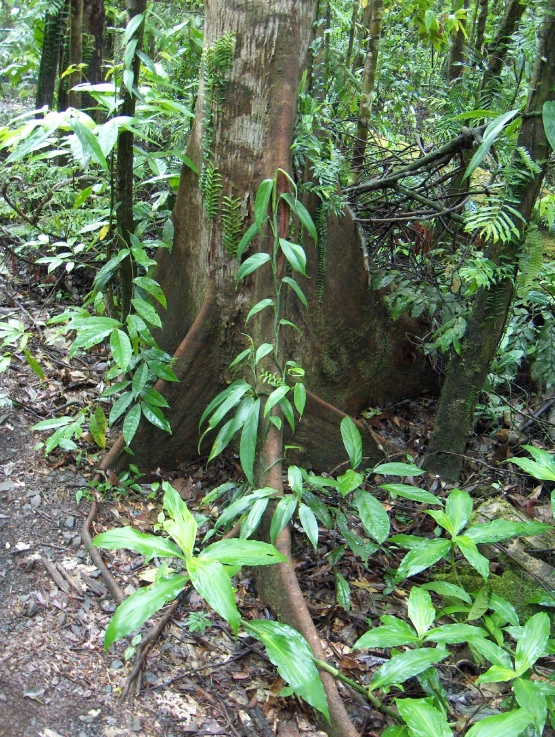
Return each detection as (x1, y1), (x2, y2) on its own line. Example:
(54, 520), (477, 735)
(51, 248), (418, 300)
(68, 0), (83, 109)
(474, 0), (488, 53)
(82, 0), (105, 116)
(36, 0), (68, 110)
(447, 0), (470, 83)
(424, 0), (555, 482)
(479, 0), (527, 102)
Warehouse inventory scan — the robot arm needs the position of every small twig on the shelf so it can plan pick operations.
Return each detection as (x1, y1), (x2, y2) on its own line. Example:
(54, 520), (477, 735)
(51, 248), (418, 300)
(41, 556), (71, 594)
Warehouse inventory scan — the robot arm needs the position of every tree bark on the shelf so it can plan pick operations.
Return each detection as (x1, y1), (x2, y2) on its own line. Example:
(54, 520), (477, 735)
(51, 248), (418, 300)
(424, 0), (555, 482)
(479, 0), (527, 102)
(116, 0), (147, 319)
(68, 0), (83, 109)
(82, 0), (105, 117)
(447, 0), (470, 83)
(474, 0), (488, 54)
(352, 0), (384, 170)
(36, 1), (69, 110)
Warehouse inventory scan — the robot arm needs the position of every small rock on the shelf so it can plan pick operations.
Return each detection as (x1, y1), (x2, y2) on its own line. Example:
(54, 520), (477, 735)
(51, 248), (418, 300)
(124, 584), (136, 596)
(71, 536), (81, 549)
(109, 660), (123, 670)
(30, 495), (41, 508)
(79, 708), (101, 723)
(101, 600), (116, 613)
(143, 671), (157, 684)
(64, 516), (75, 529)
(0, 480), (13, 493)
(103, 685), (112, 694)
(23, 601), (39, 618)
(57, 612), (66, 627)
(132, 717), (142, 732)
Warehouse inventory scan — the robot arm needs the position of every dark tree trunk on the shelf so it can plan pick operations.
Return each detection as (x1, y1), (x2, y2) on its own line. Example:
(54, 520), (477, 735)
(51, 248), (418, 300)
(116, 0), (147, 319)
(36, 0), (69, 110)
(424, 0), (555, 482)
(447, 0), (470, 83)
(479, 0), (527, 102)
(474, 0), (488, 54)
(68, 0), (83, 109)
(82, 0), (105, 116)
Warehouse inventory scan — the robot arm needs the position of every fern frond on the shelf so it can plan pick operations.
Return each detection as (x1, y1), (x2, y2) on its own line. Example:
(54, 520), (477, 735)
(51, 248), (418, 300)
(517, 224), (543, 297)
(315, 202), (328, 306)
(201, 162), (223, 219)
(532, 317), (555, 389)
(222, 195), (242, 255)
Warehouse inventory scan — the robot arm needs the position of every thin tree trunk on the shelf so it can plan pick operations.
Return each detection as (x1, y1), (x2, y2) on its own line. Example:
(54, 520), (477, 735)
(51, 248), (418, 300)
(479, 0), (527, 101)
(36, 1), (68, 110)
(447, 0), (470, 83)
(352, 0), (384, 170)
(68, 0), (83, 109)
(82, 0), (105, 116)
(116, 0), (147, 319)
(474, 0), (488, 54)
(345, 0), (358, 69)
(424, 0), (555, 482)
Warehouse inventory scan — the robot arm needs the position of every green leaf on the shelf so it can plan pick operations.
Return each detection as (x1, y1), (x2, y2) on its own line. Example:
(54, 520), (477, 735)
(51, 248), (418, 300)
(466, 519), (551, 543)
(513, 678), (547, 734)
(69, 327), (113, 357)
(123, 403), (141, 446)
(141, 402), (171, 434)
(147, 360), (177, 382)
(468, 636), (513, 668)
(236, 253), (271, 281)
(208, 382), (252, 429)
(425, 623), (488, 644)
(489, 594), (519, 625)
(186, 557), (240, 634)
(299, 503), (319, 550)
(467, 586), (490, 621)
(215, 487), (276, 530)
(236, 222), (260, 259)
(264, 385), (290, 417)
(239, 398), (260, 486)
(279, 239), (307, 276)
(526, 591), (555, 607)
(514, 611), (549, 676)
(465, 708), (533, 737)
(123, 12), (144, 45)
(240, 497), (269, 539)
(286, 194), (318, 244)
(199, 381), (246, 428)
(355, 490), (390, 544)
(110, 329), (133, 372)
(32, 416), (75, 431)
(383, 728), (409, 737)
(131, 298), (162, 328)
(542, 101), (555, 152)
(93, 526), (183, 559)
(104, 574), (189, 650)
(199, 538), (286, 566)
(337, 469), (364, 497)
(395, 539), (452, 582)
(380, 484), (441, 505)
(335, 571), (351, 611)
(140, 387), (169, 408)
(162, 482), (198, 558)
(133, 277), (167, 308)
(89, 405), (107, 449)
(254, 179), (273, 225)
(270, 495), (298, 543)
(282, 276), (308, 308)
(70, 118), (108, 171)
(244, 620), (329, 721)
(421, 581), (471, 603)
(354, 618), (419, 650)
(245, 299), (274, 324)
(477, 665), (517, 683)
(396, 698), (453, 737)
(370, 647), (448, 691)
(373, 462), (424, 476)
(24, 350), (45, 380)
(445, 488), (473, 535)
(454, 535), (490, 580)
(255, 343), (274, 365)
(288, 465), (303, 498)
(131, 363), (149, 397)
(293, 382), (306, 416)
(408, 587), (435, 638)
(340, 416), (362, 469)
(427, 509), (454, 534)
(463, 109), (519, 181)
(109, 391), (134, 424)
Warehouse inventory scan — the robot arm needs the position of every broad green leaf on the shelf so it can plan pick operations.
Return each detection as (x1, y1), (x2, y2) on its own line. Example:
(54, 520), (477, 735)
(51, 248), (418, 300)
(244, 620), (329, 721)
(215, 487), (276, 530)
(288, 465), (303, 497)
(489, 593), (519, 625)
(421, 581), (471, 602)
(236, 221), (260, 259)
(123, 12), (144, 45)
(69, 327), (113, 357)
(208, 382), (252, 429)
(104, 574), (189, 649)
(465, 708), (533, 737)
(147, 360), (177, 382)
(131, 298), (162, 328)
(373, 462), (424, 476)
(255, 343), (274, 365)
(476, 665), (516, 683)
(355, 490), (390, 544)
(293, 382), (306, 416)
(467, 585), (490, 621)
(236, 253), (271, 281)
(281, 193), (318, 243)
(199, 538), (286, 566)
(283, 276), (308, 308)
(89, 405), (106, 449)
(380, 484), (441, 505)
(514, 611), (549, 676)
(199, 380), (247, 428)
(187, 558), (240, 634)
(264, 385), (290, 417)
(425, 623), (487, 644)
(337, 469), (364, 497)
(70, 118), (108, 171)
(93, 526), (183, 559)
(133, 277), (167, 308)
(395, 539), (452, 582)
(527, 592), (555, 607)
(396, 698), (453, 737)
(279, 239), (307, 276)
(245, 299), (274, 324)
(24, 350), (45, 380)
(427, 509), (455, 534)
(466, 519), (551, 543)
(254, 179), (273, 225)
(383, 728), (409, 737)
(335, 571), (351, 611)
(513, 678), (547, 734)
(354, 619), (419, 650)
(240, 496), (269, 539)
(110, 329), (132, 372)
(141, 402), (171, 434)
(229, 348), (251, 369)
(299, 503), (319, 549)
(542, 101), (555, 152)
(162, 482), (197, 558)
(270, 495), (298, 543)
(340, 416), (362, 469)
(370, 647), (448, 691)
(445, 488), (473, 535)
(132, 363), (149, 397)
(279, 396), (295, 432)
(109, 391), (134, 424)
(408, 587), (435, 638)
(469, 637), (513, 668)
(68, 316), (121, 331)
(463, 109), (519, 181)
(140, 387), (169, 408)
(454, 535), (490, 580)
(239, 398), (260, 485)
(123, 403), (141, 446)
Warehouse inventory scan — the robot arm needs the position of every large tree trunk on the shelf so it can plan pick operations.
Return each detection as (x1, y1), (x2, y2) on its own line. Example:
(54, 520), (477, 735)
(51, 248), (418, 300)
(36, 1), (69, 110)
(67, 0), (83, 109)
(82, 0), (105, 117)
(446, 0), (470, 83)
(479, 0), (527, 103)
(424, 0), (555, 482)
